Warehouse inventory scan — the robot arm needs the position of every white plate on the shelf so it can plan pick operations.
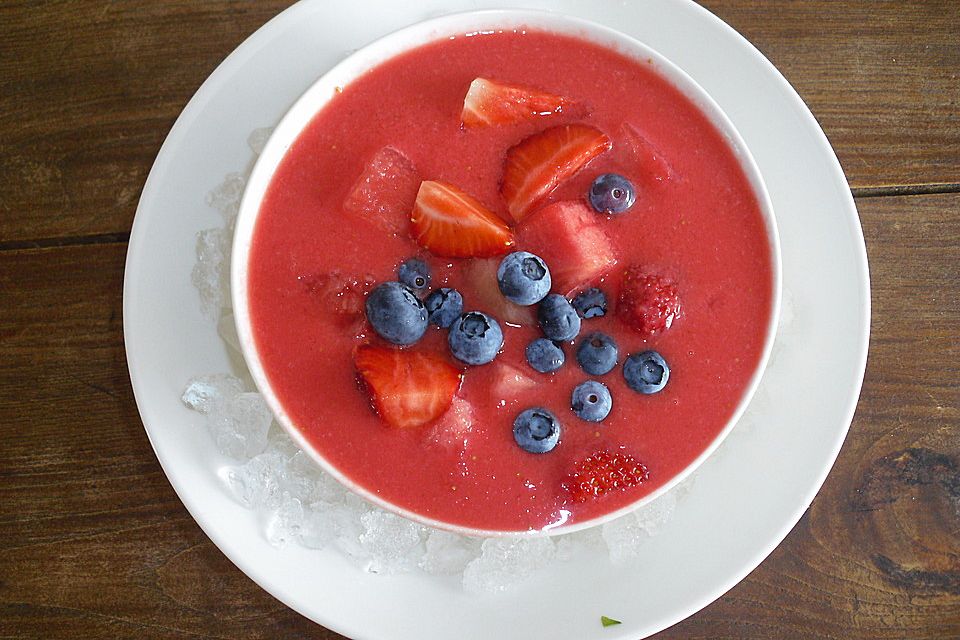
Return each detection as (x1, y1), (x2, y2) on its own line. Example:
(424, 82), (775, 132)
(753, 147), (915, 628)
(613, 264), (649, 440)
(123, 1), (870, 638)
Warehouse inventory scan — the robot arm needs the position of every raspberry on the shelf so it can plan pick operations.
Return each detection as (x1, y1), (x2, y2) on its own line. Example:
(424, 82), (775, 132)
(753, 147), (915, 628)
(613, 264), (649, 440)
(563, 450), (649, 502)
(617, 267), (681, 335)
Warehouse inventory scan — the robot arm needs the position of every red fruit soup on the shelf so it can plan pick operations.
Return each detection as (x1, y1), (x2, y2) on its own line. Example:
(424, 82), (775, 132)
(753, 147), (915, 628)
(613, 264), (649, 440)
(246, 28), (774, 533)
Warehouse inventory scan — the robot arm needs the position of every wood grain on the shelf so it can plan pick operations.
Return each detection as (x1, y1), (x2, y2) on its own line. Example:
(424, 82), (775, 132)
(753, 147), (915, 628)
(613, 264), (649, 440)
(1, 1), (958, 638)
(0, 194), (957, 639)
(1, 1), (958, 243)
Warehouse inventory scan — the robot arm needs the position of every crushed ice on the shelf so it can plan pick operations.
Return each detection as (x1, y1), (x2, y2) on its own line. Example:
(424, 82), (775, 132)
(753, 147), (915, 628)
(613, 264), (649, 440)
(182, 125), (695, 592)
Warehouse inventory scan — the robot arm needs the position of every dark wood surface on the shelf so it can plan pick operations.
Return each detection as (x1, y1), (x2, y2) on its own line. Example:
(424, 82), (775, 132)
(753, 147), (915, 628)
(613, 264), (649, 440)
(1, 1), (957, 638)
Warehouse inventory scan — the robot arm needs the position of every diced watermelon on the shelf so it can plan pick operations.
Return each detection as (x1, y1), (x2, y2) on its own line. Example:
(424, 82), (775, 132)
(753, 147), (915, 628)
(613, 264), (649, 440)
(426, 397), (476, 451)
(517, 200), (619, 295)
(460, 257), (536, 327)
(342, 147), (419, 235)
(490, 362), (538, 400)
(621, 123), (675, 185)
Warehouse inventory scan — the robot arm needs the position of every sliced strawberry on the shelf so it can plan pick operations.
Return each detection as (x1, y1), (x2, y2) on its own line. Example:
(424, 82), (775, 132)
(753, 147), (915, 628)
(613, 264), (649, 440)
(343, 147), (420, 234)
(501, 124), (612, 221)
(461, 257), (536, 326)
(562, 449), (649, 502)
(461, 78), (571, 127)
(517, 200), (618, 295)
(410, 181), (515, 258)
(354, 344), (462, 429)
(617, 267), (682, 335)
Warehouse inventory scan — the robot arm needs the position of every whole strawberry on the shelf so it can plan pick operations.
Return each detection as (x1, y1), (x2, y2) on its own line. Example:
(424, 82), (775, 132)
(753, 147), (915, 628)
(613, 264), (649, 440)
(563, 449), (649, 502)
(617, 267), (681, 335)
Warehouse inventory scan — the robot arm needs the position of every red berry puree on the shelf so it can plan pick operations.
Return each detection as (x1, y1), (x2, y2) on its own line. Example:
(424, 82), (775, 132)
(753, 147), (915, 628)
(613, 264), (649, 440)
(247, 29), (774, 532)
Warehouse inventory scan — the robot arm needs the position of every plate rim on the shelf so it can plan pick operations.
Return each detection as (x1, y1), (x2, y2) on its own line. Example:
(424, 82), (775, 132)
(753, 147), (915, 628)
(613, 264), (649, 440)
(122, 1), (871, 638)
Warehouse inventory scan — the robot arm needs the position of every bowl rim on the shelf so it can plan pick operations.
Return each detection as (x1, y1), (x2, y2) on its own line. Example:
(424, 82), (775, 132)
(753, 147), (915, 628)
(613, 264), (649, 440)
(231, 7), (783, 538)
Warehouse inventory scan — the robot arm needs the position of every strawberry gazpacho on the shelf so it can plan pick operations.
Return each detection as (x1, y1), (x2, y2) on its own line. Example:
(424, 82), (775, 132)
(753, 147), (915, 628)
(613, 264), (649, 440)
(244, 28), (775, 533)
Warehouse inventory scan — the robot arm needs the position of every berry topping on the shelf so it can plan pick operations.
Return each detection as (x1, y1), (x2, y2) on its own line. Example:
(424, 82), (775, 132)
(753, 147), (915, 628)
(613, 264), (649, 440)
(575, 332), (618, 376)
(497, 251), (552, 306)
(343, 147), (420, 234)
(538, 293), (581, 342)
(424, 287), (464, 328)
(525, 338), (565, 373)
(571, 380), (612, 422)
(461, 77), (571, 127)
(588, 173), (636, 214)
(411, 180), (515, 258)
(354, 344), (462, 429)
(617, 267), (681, 335)
(517, 200), (619, 295)
(623, 351), (670, 394)
(364, 281), (428, 345)
(462, 257), (536, 327)
(397, 258), (431, 291)
(563, 450), (649, 502)
(448, 311), (504, 365)
(501, 124), (612, 222)
(571, 287), (607, 319)
(513, 408), (561, 454)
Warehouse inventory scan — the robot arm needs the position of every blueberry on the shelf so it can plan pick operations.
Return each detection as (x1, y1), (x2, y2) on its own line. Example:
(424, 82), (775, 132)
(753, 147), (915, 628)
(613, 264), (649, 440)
(424, 287), (463, 328)
(623, 350), (670, 394)
(537, 294), (581, 342)
(571, 380), (612, 422)
(497, 251), (551, 306)
(588, 173), (636, 214)
(448, 311), (503, 365)
(365, 281), (428, 345)
(525, 338), (564, 373)
(576, 332), (618, 375)
(513, 407), (561, 453)
(397, 258), (431, 291)
(571, 287), (607, 319)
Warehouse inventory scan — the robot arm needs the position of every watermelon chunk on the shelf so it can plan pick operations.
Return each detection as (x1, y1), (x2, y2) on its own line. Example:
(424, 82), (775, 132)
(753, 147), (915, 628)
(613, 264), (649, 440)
(490, 362), (538, 400)
(460, 257), (536, 327)
(517, 200), (619, 295)
(343, 147), (419, 235)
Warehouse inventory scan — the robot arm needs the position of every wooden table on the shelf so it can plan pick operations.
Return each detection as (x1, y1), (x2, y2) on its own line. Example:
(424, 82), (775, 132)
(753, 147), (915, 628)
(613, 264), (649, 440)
(2, 1), (957, 638)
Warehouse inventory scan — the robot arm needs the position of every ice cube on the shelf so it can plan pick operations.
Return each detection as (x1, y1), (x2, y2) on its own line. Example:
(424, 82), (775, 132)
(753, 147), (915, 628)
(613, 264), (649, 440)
(223, 448), (286, 509)
(191, 227), (231, 317)
(602, 491), (677, 563)
(207, 391), (272, 459)
(358, 510), (425, 574)
(342, 147), (419, 235)
(555, 526), (604, 562)
(633, 490), (677, 536)
(181, 374), (244, 414)
(217, 312), (242, 353)
(247, 127), (274, 156)
(266, 492), (304, 548)
(297, 502), (334, 549)
(205, 172), (246, 225)
(419, 529), (482, 575)
(462, 537), (556, 593)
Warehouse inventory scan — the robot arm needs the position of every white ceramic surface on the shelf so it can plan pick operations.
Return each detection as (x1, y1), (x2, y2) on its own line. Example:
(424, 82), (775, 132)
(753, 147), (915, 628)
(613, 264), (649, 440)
(230, 9), (782, 537)
(123, 1), (869, 638)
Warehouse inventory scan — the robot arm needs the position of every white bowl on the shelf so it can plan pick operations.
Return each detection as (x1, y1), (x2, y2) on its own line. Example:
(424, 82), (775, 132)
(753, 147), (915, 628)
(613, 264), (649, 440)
(232, 8), (782, 537)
